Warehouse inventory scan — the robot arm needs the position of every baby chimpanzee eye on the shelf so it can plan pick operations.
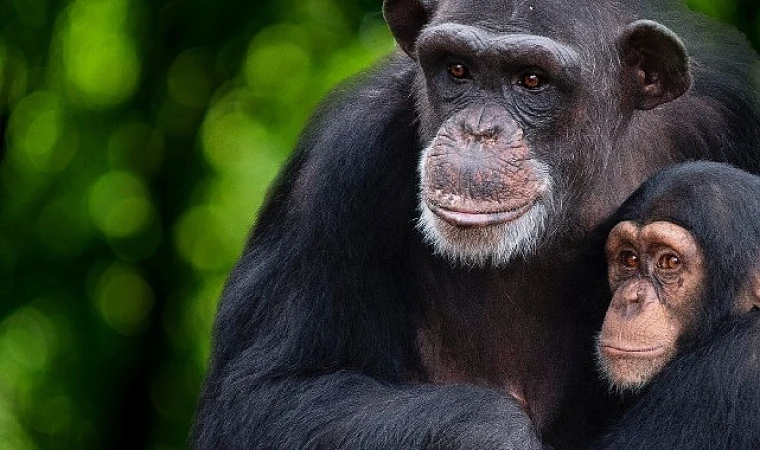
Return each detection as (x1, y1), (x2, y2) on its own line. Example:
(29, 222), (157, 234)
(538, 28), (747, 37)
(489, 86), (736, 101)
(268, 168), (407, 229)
(618, 250), (640, 269)
(658, 253), (682, 271)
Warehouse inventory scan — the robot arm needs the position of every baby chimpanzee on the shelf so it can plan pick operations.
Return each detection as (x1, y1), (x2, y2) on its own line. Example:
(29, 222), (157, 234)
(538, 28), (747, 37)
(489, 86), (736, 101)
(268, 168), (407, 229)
(594, 161), (760, 450)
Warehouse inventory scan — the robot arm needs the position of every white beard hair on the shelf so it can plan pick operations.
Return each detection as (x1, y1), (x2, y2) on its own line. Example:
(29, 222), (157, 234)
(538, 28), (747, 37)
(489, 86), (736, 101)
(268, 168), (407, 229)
(416, 151), (557, 268)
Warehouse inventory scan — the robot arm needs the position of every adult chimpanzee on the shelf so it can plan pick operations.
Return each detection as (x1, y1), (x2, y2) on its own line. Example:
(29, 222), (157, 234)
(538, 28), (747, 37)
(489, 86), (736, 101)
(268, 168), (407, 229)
(191, 1), (760, 449)
(593, 161), (760, 449)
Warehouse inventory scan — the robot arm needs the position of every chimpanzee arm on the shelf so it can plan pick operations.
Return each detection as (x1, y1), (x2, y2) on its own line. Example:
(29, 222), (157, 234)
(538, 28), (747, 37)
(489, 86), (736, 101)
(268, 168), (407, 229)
(190, 53), (543, 450)
(593, 314), (760, 450)
(194, 371), (540, 449)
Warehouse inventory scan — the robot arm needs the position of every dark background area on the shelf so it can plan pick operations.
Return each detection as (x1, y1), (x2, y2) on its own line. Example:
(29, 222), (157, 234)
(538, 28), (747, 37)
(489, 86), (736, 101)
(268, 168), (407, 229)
(0, 1), (757, 449)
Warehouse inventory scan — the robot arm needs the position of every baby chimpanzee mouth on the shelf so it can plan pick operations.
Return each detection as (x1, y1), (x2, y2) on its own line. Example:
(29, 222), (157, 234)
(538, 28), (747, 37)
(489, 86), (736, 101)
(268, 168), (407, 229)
(600, 344), (667, 358)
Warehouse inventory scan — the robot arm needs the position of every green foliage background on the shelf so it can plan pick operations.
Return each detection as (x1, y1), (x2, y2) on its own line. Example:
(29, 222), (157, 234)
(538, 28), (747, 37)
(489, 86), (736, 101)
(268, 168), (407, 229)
(0, 1), (757, 449)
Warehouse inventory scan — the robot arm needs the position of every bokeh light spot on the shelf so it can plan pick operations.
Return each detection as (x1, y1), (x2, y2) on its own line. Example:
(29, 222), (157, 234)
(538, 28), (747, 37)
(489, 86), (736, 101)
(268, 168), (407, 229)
(201, 109), (271, 173)
(88, 171), (154, 238)
(6, 92), (77, 174)
(61, 0), (141, 109)
(0, 305), (57, 374)
(174, 206), (240, 272)
(93, 262), (155, 336)
(64, 34), (140, 108)
(26, 110), (62, 164)
(244, 38), (312, 100)
(306, 0), (350, 29)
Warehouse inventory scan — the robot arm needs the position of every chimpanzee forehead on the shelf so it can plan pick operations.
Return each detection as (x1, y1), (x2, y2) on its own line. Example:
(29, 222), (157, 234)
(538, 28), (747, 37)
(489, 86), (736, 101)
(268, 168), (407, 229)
(432, 0), (635, 38)
(606, 220), (701, 259)
(417, 23), (581, 73)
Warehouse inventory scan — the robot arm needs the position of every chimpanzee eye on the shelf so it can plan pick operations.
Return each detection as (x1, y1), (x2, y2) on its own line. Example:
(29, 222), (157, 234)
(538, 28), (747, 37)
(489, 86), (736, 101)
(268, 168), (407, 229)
(447, 63), (471, 80)
(519, 72), (546, 90)
(657, 253), (682, 271)
(618, 250), (640, 269)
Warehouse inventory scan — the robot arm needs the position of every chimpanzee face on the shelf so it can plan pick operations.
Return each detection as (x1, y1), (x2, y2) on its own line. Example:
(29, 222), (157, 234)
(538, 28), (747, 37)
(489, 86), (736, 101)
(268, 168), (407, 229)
(414, 24), (582, 266)
(595, 162), (760, 393)
(382, 1), (693, 266)
(597, 220), (706, 391)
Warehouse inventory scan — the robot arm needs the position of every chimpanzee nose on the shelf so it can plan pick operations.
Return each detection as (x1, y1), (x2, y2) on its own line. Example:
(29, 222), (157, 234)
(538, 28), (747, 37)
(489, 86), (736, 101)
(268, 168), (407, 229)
(461, 104), (518, 140)
(614, 280), (653, 317)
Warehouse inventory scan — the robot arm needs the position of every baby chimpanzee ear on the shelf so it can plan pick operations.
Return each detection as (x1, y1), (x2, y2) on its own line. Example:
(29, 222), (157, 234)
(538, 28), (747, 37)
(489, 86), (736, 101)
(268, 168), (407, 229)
(736, 270), (760, 313)
(617, 20), (693, 110)
(384, 0), (437, 58)
(748, 271), (760, 312)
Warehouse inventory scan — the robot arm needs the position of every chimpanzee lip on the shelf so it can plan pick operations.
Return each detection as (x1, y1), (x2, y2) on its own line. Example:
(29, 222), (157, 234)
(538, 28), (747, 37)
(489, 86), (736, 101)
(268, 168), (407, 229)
(426, 200), (536, 228)
(601, 344), (666, 358)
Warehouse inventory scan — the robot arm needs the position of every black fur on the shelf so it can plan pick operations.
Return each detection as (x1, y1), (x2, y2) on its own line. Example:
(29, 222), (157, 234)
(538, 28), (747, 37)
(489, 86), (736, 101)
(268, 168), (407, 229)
(192, 1), (760, 448)
(594, 162), (760, 449)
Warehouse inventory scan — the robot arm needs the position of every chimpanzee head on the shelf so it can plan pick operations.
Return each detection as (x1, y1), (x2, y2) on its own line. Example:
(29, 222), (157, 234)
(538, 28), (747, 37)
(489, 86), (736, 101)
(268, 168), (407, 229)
(383, 0), (692, 266)
(597, 162), (760, 392)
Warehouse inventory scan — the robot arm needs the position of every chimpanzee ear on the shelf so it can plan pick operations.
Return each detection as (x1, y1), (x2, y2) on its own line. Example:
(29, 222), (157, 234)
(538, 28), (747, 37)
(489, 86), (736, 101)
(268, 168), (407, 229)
(383, 0), (436, 58)
(617, 20), (693, 110)
(747, 271), (760, 312)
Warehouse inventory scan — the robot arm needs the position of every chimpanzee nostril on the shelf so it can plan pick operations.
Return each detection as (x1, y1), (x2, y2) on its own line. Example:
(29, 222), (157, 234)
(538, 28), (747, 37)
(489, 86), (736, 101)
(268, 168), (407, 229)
(462, 124), (500, 140)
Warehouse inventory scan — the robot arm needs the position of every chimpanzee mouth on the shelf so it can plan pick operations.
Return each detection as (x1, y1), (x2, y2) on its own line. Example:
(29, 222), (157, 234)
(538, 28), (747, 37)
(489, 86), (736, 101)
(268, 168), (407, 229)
(601, 345), (666, 358)
(425, 200), (536, 228)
